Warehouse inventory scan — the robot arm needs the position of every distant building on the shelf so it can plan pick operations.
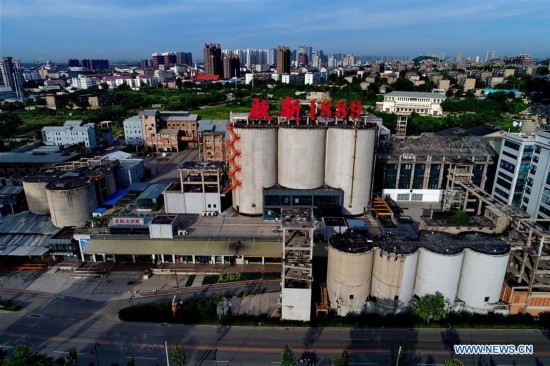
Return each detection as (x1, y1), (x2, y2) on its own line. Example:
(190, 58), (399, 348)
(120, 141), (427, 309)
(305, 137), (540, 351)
(277, 46), (291, 74)
(175, 51), (193, 66)
(42, 120), (97, 152)
(463, 78), (476, 91)
(0, 57), (24, 99)
(139, 110), (200, 151)
(379, 91), (446, 116)
(71, 74), (98, 90)
(123, 116), (144, 146)
(152, 52), (177, 68)
(204, 43), (223, 78)
(222, 53), (240, 79)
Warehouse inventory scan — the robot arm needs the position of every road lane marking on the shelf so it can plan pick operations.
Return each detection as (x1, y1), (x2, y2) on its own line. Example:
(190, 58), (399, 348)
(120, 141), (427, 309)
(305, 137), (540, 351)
(0, 345), (14, 348)
(127, 356), (157, 360)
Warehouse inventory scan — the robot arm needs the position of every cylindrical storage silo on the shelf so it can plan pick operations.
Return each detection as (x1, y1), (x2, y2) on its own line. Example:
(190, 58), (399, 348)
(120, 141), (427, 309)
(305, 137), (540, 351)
(232, 125), (278, 215)
(46, 179), (98, 228)
(414, 247), (464, 304)
(278, 126), (326, 189)
(325, 125), (377, 215)
(370, 243), (419, 310)
(327, 232), (374, 316)
(23, 174), (53, 215)
(457, 241), (510, 311)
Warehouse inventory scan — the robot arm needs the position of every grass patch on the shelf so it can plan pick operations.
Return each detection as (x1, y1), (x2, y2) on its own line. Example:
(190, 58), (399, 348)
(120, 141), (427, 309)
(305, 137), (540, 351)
(0, 299), (23, 311)
(184, 274), (195, 287)
(191, 104), (251, 119)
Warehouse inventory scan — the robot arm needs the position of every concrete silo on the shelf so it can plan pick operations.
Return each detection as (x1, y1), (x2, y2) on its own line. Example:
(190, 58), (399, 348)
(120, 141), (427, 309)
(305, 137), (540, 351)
(231, 124), (278, 215)
(370, 242), (419, 310)
(457, 235), (510, 312)
(325, 124), (377, 215)
(327, 231), (374, 315)
(23, 173), (54, 215)
(46, 178), (98, 228)
(278, 125), (326, 189)
(414, 235), (465, 304)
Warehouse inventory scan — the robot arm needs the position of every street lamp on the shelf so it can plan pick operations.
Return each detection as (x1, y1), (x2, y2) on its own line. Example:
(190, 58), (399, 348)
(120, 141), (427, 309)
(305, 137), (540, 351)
(174, 269), (179, 291)
(91, 343), (101, 366)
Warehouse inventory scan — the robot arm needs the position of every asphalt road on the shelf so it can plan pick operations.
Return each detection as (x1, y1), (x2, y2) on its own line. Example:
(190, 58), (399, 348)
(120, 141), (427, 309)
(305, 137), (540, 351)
(1, 294), (550, 366)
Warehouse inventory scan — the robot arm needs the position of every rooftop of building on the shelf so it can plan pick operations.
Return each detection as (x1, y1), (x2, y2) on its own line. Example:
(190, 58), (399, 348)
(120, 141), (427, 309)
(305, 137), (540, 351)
(329, 231), (374, 254)
(323, 217), (347, 227)
(49, 226), (76, 240)
(281, 208), (314, 228)
(419, 232), (510, 255)
(384, 134), (496, 159)
(384, 91), (447, 98)
(0, 150), (80, 164)
(151, 215), (177, 225)
(158, 129), (181, 135)
(136, 183), (169, 201)
(0, 186), (24, 196)
(165, 114), (199, 122)
(180, 160), (225, 171)
(0, 212), (58, 256)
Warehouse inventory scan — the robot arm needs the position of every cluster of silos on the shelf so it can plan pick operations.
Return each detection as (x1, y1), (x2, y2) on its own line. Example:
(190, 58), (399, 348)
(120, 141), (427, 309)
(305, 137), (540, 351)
(326, 231), (511, 315)
(23, 165), (117, 228)
(231, 121), (377, 216)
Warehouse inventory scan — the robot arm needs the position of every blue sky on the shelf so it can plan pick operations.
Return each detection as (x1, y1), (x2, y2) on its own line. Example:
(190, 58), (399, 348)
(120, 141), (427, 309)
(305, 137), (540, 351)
(1, 0), (549, 62)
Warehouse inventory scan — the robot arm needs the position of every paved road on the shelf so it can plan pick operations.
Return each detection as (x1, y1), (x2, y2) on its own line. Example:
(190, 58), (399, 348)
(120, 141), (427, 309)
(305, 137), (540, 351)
(1, 293), (549, 366)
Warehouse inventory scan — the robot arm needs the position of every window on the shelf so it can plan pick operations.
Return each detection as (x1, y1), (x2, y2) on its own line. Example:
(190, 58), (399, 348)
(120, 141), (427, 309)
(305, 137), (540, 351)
(411, 193), (423, 201)
(349, 294), (354, 300)
(397, 193), (410, 201)
(484, 296), (489, 302)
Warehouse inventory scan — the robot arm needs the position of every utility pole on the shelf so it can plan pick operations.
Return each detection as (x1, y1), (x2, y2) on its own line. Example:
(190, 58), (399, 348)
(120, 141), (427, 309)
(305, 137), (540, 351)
(165, 341), (170, 366)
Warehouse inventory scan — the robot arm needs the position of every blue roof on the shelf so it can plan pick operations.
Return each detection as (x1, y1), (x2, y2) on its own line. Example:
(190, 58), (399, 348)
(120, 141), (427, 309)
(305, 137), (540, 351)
(346, 218), (369, 229)
(128, 182), (149, 192)
(93, 207), (107, 215)
(103, 188), (130, 206)
(136, 184), (168, 201)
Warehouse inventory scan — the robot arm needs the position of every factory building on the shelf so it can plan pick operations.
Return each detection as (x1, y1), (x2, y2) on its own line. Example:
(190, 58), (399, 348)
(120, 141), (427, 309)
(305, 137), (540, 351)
(163, 161), (226, 215)
(139, 110), (200, 151)
(377, 135), (496, 203)
(227, 114), (378, 218)
(325, 231), (510, 315)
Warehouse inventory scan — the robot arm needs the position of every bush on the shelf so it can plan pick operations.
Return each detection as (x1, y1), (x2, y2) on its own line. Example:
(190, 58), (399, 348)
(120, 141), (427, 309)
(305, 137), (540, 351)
(202, 275), (219, 285)
(0, 299), (23, 311)
(184, 274), (195, 287)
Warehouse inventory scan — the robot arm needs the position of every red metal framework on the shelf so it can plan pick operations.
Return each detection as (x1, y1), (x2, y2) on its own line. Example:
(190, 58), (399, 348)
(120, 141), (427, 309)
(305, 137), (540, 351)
(226, 124), (242, 191)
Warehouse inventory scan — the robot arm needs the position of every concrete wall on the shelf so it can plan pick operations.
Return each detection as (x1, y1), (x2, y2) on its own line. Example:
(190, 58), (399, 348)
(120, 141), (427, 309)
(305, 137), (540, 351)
(281, 288), (312, 321)
(164, 191), (221, 214)
(149, 223), (174, 239)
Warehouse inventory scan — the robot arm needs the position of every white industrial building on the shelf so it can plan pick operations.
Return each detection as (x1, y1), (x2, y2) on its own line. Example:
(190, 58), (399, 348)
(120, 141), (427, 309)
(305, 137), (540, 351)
(71, 75), (98, 90)
(378, 91), (446, 116)
(521, 129), (550, 223)
(123, 116), (144, 146)
(42, 120), (97, 152)
(163, 161), (225, 215)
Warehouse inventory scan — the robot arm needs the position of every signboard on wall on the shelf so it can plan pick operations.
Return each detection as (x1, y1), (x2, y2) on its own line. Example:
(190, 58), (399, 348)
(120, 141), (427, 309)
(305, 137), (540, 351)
(111, 217), (145, 226)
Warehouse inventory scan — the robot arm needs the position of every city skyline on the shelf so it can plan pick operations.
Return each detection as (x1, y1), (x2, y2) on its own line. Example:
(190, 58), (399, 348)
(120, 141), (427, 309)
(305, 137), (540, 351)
(1, 0), (549, 62)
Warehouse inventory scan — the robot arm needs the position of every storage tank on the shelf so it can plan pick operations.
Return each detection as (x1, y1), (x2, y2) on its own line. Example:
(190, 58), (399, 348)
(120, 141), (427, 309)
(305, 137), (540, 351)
(232, 125), (278, 215)
(327, 231), (374, 315)
(457, 234), (510, 311)
(46, 178), (98, 228)
(371, 242), (419, 310)
(278, 125), (326, 189)
(325, 124), (377, 215)
(22, 173), (54, 215)
(414, 234), (465, 303)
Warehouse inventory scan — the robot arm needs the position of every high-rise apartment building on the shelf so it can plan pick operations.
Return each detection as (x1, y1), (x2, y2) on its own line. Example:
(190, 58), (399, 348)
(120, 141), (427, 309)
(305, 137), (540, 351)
(152, 52), (177, 69)
(204, 43), (223, 77)
(277, 46), (291, 74)
(486, 50), (496, 61)
(0, 57), (24, 98)
(223, 53), (240, 79)
(175, 52), (193, 66)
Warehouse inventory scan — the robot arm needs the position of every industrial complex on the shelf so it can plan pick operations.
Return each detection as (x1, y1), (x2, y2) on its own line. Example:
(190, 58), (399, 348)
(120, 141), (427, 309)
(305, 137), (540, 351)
(1, 99), (550, 322)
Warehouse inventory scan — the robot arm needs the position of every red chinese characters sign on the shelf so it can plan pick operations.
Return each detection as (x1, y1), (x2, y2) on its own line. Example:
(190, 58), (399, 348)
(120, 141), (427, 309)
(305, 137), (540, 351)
(248, 97), (362, 121)
(113, 217), (144, 226)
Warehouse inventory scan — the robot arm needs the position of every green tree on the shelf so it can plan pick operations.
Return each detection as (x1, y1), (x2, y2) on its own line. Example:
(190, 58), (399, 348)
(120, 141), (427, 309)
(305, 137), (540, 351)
(126, 358), (136, 366)
(393, 78), (415, 91)
(333, 350), (350, 366)
(171, 345), (188, 366)
(3, 344), (55, 366)
(0, 112), (23, 138)
(414, 292), (447, 323)
(444, 359), (465, 366)
(280, 344), (296, 366)
(64, 348), (78, 366)
(451, 211), (469, 226)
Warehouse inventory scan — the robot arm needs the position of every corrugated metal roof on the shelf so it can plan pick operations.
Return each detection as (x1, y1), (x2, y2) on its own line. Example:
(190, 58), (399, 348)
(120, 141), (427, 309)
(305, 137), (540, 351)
(137, 184), (169, 201)
(84, 239), (282, 257)
(0, 152), (80, 164)
(0, 186), (24, 195)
